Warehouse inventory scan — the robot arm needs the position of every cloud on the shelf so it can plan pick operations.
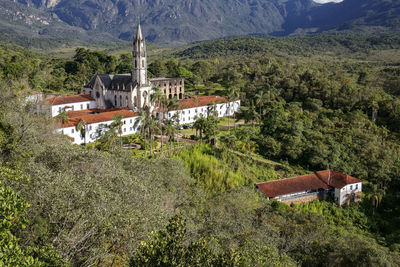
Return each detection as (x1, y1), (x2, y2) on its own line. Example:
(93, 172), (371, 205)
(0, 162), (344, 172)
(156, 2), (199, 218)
(313, 0), (343, 3)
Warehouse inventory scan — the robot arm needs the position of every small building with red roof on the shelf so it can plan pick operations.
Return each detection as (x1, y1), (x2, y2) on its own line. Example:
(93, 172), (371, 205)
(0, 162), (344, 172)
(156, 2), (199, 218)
(255, 170), (362, 206)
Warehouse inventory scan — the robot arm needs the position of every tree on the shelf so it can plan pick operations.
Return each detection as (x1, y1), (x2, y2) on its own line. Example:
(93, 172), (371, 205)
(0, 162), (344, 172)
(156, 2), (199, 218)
(56, 111), (69, 127)
(235, 101), (260, 128)
(134, 108), (151, 156)
(111, 115), (124, 149)
(255, 90), (268, 119)
(225, 87), (240, 131)
(164, 119), (177, 150)
(0, 167), (64, 266)
(75, 118), (87, 145)
(193, 115), (207, 141)
(130, 214), (242, 266)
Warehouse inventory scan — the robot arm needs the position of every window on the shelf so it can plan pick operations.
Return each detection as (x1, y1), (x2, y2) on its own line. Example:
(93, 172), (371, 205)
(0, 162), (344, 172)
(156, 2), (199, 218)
(124, 128), (126, 133)
(169, 113), (171, 118)
(188, 110), (190, 114)
(58, 107), (61, 112)
(72, 106), (74, 111)
(182, 111), (185, 115)
(180, 81), (182, 85)
(135, 60), (137, 68)
(124, 120), (126, 124)
(72, 129), (74, 134)
(80, 104), (83, 109)
(130, 127), (133, 131)
(130, 119), (132, 123)
(356, 184), (358, 189)
(89, 126), (92, 130)
(350, 185), (353, 190)
(87, 104), (90, 109)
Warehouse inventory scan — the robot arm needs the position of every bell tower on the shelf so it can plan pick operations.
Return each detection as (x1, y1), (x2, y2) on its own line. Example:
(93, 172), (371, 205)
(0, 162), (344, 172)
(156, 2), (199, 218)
(132, 23), (147, 86)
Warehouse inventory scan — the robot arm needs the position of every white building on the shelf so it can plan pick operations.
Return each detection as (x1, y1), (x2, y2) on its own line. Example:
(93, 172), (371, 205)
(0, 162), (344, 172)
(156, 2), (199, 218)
(160, 96), (241, 124)
(256, 170), (362, 206)
(334, 180), (362, 206)
(56, 109), (139, 145)
(39, 94), (96, 117)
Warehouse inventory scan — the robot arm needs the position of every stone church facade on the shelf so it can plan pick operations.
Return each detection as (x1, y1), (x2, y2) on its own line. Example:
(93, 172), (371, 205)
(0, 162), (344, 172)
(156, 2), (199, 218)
(83, 23), (184, 110)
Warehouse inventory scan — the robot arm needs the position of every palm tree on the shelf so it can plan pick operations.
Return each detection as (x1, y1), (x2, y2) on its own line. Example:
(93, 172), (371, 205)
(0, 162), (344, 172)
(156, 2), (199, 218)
(75, 118), (87, 145)
(167, 98), (181, 146)
(255, 90), (268, 119)
(57, 111), (69, 126)
(134, 107), (151, 156)
(111, 115), (124, 149)
(193, 115), (207, 141)
(147, 115), (160, 156)
(164, 119), (177, 151)
(225, 87), (239, 131)
(235, 101), (260, 128)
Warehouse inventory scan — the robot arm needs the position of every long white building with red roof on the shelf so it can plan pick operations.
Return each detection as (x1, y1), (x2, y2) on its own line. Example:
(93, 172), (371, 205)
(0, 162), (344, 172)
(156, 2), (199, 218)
(255, 170), (362, 206)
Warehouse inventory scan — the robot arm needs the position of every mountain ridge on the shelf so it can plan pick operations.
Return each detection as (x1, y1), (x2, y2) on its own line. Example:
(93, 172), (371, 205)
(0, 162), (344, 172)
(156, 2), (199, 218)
(2, 0), (400, 47)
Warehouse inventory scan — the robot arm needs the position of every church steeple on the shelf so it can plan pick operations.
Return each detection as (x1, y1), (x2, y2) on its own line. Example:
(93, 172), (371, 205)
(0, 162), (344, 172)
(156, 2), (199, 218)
(132, 22), (147, 86)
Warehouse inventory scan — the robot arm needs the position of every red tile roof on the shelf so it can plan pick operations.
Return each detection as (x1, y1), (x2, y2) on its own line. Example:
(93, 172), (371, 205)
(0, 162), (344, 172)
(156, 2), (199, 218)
(49, 94), (94, 105)
(256, 170), (361, 198)
(58, 109), (138, 128)
(315, 170), (361, 189)
(178, 96), (227, 109)
(67, 108), (122, 118)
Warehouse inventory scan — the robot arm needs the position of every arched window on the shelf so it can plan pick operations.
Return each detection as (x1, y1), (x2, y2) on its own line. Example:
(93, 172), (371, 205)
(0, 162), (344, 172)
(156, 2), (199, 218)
(179, 93), (183, 99)
(120, 95), (122, 107)
(135, 60), (137, 68)
(114, 95), (117, 106)
(169, 94), (172, 99)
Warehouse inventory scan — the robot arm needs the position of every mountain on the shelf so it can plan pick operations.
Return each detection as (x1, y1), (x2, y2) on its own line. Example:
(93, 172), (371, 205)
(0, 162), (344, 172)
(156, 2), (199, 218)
(1, 0), (400, 47)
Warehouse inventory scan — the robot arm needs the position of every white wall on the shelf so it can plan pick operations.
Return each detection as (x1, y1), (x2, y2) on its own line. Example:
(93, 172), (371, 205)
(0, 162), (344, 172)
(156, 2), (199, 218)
(57, 116), (140, 145)
(51, 101), (96, 117)
(334, 182), (362, 205)
(165, 100), (241, 125)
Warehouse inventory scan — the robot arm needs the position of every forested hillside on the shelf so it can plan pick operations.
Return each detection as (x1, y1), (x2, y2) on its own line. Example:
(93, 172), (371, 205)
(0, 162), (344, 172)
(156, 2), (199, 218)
(1, 33), (400, 265)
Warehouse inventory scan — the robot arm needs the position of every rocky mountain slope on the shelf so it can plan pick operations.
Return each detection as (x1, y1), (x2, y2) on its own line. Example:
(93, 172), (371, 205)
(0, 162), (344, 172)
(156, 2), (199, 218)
(2, 0), (400, 47)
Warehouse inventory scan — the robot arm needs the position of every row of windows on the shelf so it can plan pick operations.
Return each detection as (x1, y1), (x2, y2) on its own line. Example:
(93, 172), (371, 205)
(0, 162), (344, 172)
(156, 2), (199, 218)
(155, 81), (183, 87)
(63, 119), (137, 135)
(58, 103), (90, 112)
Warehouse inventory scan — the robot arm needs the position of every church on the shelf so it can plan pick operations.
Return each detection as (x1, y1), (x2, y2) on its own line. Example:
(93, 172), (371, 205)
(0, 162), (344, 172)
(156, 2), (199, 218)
(83, 23), (184, 110)
(39, 23), (241, 144)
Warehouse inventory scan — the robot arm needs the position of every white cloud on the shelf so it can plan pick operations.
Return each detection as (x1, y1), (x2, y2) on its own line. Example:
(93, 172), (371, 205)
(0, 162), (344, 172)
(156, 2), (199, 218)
(313, 0), (343, 3)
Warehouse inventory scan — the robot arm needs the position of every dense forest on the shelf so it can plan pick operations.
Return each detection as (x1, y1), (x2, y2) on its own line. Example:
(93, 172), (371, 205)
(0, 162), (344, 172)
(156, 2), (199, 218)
(1, 32), (400, 266)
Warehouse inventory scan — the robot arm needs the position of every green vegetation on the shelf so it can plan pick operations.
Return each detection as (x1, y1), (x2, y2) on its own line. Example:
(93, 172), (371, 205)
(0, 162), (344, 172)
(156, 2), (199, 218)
(1, 32), (400, 265)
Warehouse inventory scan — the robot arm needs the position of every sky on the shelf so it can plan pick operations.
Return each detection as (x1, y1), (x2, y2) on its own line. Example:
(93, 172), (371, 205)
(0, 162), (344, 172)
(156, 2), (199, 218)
(313, 0), (343, 3)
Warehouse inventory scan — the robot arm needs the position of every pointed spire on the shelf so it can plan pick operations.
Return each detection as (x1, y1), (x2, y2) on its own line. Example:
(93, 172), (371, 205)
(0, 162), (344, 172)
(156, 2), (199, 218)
(136, 22), (143, 41)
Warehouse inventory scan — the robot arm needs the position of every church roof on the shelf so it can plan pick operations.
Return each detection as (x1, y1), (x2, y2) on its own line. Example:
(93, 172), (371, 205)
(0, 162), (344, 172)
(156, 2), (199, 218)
(255, 170), (361, 198)
(48, 94), (94, 105)
(136, 23), (143, 41)
(85, 74), (135, 92)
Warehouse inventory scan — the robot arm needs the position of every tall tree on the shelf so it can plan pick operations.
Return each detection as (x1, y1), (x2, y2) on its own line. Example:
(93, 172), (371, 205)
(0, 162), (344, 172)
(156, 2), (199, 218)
(75, 118), (87, 145)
